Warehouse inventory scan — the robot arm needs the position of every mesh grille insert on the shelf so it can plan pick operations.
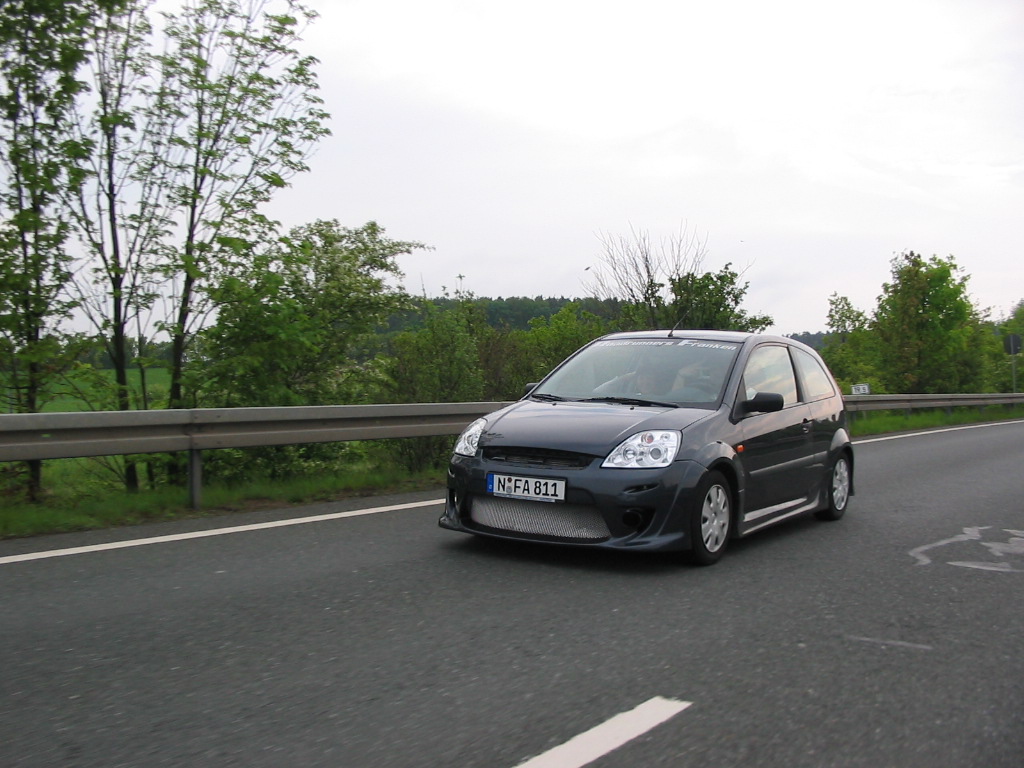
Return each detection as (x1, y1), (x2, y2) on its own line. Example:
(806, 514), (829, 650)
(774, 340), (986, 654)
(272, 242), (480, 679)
(469, 496), (610, 540)
(482, 447), (593, 469)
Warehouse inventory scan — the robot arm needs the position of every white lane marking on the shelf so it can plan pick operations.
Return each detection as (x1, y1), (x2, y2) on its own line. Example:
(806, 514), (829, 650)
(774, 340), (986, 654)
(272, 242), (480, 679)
(854, 418), (1024, 444)
(847, 636), (934, 651)
(0, 499), (443, 566)
(515, 696), (692, 768)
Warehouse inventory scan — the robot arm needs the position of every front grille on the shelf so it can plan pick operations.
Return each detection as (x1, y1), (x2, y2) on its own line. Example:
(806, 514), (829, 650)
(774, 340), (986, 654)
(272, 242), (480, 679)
(469, 496), (610, 540)
(482, 446), (594, 469)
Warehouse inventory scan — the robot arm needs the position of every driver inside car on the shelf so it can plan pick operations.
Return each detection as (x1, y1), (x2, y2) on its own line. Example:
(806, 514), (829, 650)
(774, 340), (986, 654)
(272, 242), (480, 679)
(595, 362), (679, 397)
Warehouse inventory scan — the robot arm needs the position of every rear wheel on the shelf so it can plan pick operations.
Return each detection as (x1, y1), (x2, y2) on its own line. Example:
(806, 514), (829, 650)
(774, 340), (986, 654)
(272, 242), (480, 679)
(816, 453), (851, 521)
(689, 470), (732, 565)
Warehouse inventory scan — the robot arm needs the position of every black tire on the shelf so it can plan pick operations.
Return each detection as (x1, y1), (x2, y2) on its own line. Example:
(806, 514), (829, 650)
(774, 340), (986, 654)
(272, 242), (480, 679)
(816, 453), (851, 521)
(689, 470), (732, 566)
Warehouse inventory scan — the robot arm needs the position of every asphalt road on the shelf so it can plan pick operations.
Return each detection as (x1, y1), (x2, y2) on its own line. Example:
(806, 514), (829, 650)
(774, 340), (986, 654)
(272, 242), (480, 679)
(2, 420), (1023, 767)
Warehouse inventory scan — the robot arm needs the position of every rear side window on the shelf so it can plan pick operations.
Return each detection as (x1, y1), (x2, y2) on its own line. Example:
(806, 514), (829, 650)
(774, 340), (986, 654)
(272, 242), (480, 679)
(793, 348), (837, 401)
(741, 345), (798, 406)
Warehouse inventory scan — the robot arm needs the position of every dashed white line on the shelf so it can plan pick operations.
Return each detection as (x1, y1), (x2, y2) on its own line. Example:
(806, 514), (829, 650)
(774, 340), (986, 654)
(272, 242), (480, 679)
(0, 499), (443, 566)
(514, 696), (692, 768)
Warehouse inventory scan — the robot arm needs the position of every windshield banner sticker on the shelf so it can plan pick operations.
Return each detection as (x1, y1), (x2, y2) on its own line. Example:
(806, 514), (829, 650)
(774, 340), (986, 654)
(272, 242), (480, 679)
(597, 339), (738, 350)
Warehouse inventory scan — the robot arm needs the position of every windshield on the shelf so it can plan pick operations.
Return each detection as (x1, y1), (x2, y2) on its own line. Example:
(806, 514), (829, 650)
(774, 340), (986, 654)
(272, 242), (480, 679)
(532, 338), (741, 408)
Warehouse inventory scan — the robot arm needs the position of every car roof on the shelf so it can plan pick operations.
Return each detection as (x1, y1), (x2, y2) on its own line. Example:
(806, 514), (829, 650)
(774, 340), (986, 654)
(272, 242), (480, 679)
(594, 330), (819, 354)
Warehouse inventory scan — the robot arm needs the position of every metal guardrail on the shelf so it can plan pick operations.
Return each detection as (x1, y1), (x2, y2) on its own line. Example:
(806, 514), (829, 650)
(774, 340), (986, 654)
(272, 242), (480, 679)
(0, 402), (512, 508)
(0, 402), (512, 462)
(1, 394), (1021, 507)
(843, 392), (1024, 412)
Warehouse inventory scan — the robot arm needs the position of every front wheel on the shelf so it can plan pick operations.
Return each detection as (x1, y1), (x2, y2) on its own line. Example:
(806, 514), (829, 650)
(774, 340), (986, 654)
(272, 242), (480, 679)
(689, 470), (732, 566)
(816, 453), (851, 521)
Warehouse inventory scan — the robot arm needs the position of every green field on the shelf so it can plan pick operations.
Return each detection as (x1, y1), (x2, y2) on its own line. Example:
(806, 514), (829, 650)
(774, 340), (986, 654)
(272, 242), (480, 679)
(42, 367), (171, 413)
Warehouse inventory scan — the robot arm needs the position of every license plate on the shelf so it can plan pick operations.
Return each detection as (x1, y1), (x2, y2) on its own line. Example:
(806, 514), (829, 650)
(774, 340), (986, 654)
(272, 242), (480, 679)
(487, 473), (566, 503)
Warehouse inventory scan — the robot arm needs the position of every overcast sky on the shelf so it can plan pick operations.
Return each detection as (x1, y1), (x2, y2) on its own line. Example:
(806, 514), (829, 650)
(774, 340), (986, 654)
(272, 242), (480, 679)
(265, 0), (1024, 334)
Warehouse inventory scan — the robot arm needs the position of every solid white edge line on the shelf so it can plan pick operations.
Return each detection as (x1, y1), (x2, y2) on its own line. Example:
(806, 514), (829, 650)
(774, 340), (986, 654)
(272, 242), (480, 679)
(0, 498), (444, 566)
(854, 418), (1024, 444)
(515, 696), (692, 768)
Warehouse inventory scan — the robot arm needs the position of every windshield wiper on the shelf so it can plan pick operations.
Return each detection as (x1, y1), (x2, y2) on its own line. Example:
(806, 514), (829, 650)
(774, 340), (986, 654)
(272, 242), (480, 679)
(529, 392), (569, 402)
(581, 396), (679, 409)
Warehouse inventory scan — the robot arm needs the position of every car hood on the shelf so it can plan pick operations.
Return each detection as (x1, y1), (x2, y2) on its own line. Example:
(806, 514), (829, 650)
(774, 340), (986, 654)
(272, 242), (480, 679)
(480, 399), (713, 455)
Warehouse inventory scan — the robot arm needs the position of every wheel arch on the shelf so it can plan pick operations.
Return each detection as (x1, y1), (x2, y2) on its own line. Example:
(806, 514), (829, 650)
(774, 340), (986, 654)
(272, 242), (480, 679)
(704, 458), (742, 539)
(829, 430), (855, 497)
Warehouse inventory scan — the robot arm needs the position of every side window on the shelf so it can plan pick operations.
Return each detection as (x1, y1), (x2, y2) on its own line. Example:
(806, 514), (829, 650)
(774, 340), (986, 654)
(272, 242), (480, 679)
(741, 345), (798, 406)
(793, 348), (837, 401)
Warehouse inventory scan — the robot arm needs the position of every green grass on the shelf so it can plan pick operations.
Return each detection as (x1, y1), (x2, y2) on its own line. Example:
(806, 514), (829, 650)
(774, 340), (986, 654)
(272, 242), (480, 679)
(3, 404), (1023, 540)
(848, 404), (1024, 437)
(0, 459), (444, 539)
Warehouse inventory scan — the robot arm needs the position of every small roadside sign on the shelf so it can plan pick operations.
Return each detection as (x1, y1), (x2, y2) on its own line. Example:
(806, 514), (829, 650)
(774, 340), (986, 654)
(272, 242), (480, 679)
(851, 383), (871, 395)
(1005, 334), (1022, 356)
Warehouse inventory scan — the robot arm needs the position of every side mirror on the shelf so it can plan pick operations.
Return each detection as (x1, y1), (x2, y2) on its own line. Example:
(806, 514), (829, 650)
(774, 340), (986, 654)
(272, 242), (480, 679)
(739, 391), (785, 414)
(523, 382), (539, 397)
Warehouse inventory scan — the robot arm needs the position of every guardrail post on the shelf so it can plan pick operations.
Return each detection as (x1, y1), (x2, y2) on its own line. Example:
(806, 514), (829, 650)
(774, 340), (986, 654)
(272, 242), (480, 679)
(188, 449), (202, 510)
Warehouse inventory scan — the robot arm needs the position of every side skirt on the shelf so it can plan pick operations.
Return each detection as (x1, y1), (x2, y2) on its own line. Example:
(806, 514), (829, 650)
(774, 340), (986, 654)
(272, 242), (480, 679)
(740, 497), (821, 536)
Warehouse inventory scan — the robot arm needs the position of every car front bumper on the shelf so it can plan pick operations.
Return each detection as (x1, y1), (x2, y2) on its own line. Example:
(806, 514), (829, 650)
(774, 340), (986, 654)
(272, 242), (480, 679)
(440, 455), (709, 552)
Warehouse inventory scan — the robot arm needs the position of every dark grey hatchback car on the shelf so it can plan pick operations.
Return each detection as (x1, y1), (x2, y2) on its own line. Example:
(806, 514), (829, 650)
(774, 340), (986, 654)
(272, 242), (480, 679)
(440, 330), (853, 564)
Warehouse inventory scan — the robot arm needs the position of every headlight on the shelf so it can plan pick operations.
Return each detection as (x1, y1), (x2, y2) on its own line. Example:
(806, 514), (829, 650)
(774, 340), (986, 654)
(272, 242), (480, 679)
(602, 430), (681, 468)
(453, 418), (487, 457)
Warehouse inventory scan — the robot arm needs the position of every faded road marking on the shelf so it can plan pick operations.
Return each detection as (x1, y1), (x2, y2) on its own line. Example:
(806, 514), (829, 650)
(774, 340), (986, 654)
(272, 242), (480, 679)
(909, 527), (990, 565)
(847, 636), (934, 651)
(909, 527), (1024, 572)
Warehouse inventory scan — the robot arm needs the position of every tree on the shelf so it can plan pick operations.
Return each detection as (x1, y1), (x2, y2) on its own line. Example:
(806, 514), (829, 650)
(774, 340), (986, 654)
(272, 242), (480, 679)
(664, 264), (773, 332)
(139, 0), (330, 412)
(379, 295), (486, 471)
(821, 293), (883, 394)
(193, 220), (421, 482)
(522, 302), (609, 383)
(985, 299), (1024, 393)
(61, 1), (162, 490)
(42, 0), (327, 487)
(1007, 299), (1024, 332)
(587, 225), (772, 331)
(0, 0), (125, 498)
(589, 225), (708, 329)
(872, 252), (985, 393)
(997, 300), (1024, 351)
(198, 220), (422, 408)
